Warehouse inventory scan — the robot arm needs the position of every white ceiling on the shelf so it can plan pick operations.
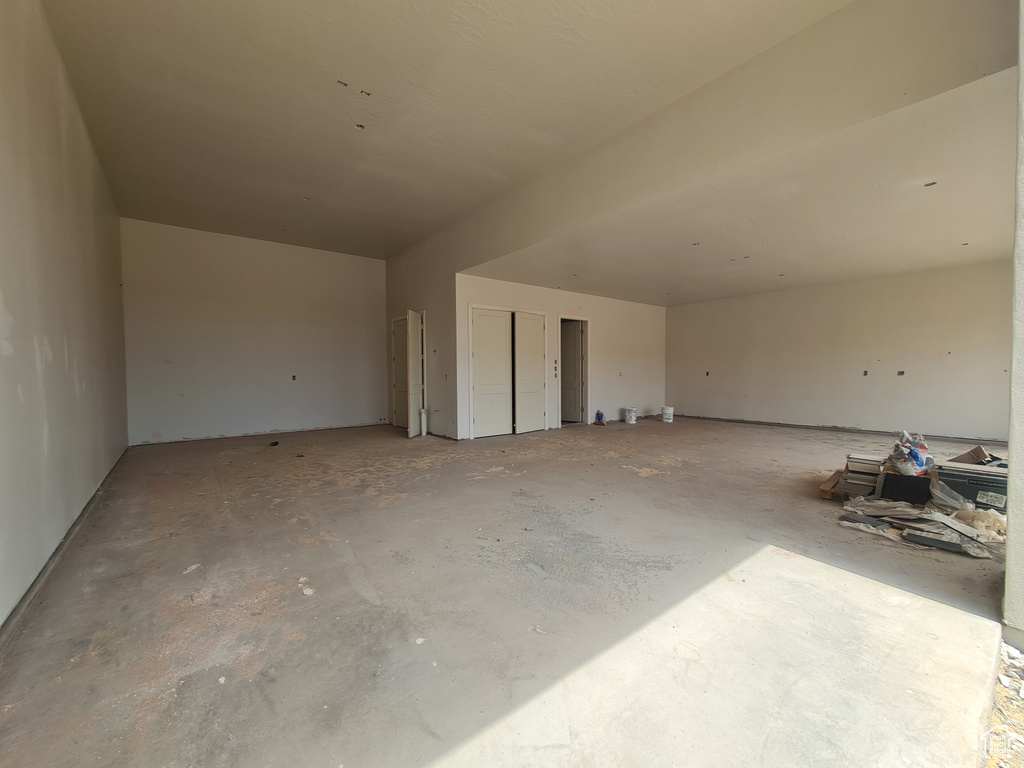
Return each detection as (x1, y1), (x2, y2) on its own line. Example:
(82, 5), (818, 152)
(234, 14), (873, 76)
(41, 0), (856, 258)
(466, 69), (1017, 306)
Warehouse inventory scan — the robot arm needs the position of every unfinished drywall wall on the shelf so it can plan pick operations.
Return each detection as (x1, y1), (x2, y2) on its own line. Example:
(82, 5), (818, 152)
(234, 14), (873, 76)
(456, 275), (666, 439)
(387, 252), (458, 439)
(122, 220), (387, 444)
(388, 0), (1014, 448)
(1003, 4), (1024, 644)
(0, 0), (127, 623)
(666, 261), (1011, 440)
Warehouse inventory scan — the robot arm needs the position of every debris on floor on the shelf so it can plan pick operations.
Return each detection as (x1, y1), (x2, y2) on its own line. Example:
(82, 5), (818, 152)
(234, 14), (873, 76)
(938, 460), (1009, 513)
(985, 642), (1024, 767)
(949, 444), (1008, 469)
(822, 433), (1007, 559)
(887, 430), (934, 476)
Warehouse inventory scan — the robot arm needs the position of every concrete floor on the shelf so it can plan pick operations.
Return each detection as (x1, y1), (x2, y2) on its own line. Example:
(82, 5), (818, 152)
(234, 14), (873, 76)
(0, 418), (1005, 767)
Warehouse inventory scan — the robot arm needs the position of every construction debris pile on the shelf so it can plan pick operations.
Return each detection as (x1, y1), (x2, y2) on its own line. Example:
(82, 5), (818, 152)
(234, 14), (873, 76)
(820, 433), (1008, 558)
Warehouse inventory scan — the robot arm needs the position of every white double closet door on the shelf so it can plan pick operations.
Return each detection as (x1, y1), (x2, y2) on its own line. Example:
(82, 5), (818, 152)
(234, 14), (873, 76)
(471, 308), (546, 438)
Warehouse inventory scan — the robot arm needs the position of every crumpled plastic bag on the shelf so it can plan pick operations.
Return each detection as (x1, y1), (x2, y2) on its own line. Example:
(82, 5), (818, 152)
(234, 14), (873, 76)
(890, 430), (934, 476)
(953, 507), (1006, 542)
(926, 476), (1005, 542)
(928, 476), (974, 513)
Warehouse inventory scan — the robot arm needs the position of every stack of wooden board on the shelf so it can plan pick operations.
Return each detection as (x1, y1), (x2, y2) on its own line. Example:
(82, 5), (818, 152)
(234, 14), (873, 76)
(820, 454), (886, 500)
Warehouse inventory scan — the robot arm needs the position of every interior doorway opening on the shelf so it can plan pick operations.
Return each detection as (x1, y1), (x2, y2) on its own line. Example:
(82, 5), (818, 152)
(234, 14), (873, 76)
(559, 318), (588, 425)
(391, 310), (424, 438)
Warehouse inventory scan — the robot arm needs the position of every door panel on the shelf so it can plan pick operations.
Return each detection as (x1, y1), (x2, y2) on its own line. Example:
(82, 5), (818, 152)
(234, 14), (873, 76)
(472, 308), (513, 438)
(514, 311), (545, 434)
(407, 310), (423, 438)
(393, 318), (409, 429)
(560, 321), (584, 423)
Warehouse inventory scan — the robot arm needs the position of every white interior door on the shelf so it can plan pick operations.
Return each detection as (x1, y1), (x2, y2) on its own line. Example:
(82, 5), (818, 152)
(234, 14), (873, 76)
(472, 308), (513, 438)
(560, 320), (584, 423)
(514, 311), (545, 434)
(407, 310), (423, 438)
(392, 317), (409, 429)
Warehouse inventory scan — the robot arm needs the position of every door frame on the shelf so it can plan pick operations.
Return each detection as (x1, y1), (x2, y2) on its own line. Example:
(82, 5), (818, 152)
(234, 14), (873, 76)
(557, 314), (590, 427)
(467, 303), (549, 440)
(390, 311), (427, 433)
(419, 310), (428, 433)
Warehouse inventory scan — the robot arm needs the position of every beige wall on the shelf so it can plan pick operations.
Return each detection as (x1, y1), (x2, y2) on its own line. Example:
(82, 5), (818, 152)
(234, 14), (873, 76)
(666, 261), (1011, 440)
(456, 275), (666, 439)
(0, 0), (127, 622)
(387, 252), (458, 439)
(122, 220), (387, 444)
(387, 0), (1014, 446)
(1003, 4), (1024, 643)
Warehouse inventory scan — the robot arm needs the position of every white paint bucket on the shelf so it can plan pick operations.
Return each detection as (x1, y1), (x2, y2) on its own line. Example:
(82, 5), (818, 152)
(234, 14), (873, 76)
(624, 407), (638, 425)
(661, 406), (674, 423)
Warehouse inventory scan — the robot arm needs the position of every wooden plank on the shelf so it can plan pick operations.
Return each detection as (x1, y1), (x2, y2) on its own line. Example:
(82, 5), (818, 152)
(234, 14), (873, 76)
(819, 469), (843, 499)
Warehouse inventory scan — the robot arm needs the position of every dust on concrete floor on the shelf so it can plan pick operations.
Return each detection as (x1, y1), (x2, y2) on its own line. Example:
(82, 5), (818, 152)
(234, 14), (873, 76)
(0, 418), (1005, 767)
(987, 644), (1024, 768)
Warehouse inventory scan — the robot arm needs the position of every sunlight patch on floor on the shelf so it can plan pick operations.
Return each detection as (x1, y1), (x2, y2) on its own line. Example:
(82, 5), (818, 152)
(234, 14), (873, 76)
(427, 546), (1001, 768)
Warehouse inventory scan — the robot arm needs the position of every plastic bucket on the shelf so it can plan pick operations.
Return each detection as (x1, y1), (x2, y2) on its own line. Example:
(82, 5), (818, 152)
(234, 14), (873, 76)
(661, 406), (674, 423)
(624, 407), (638, 425)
